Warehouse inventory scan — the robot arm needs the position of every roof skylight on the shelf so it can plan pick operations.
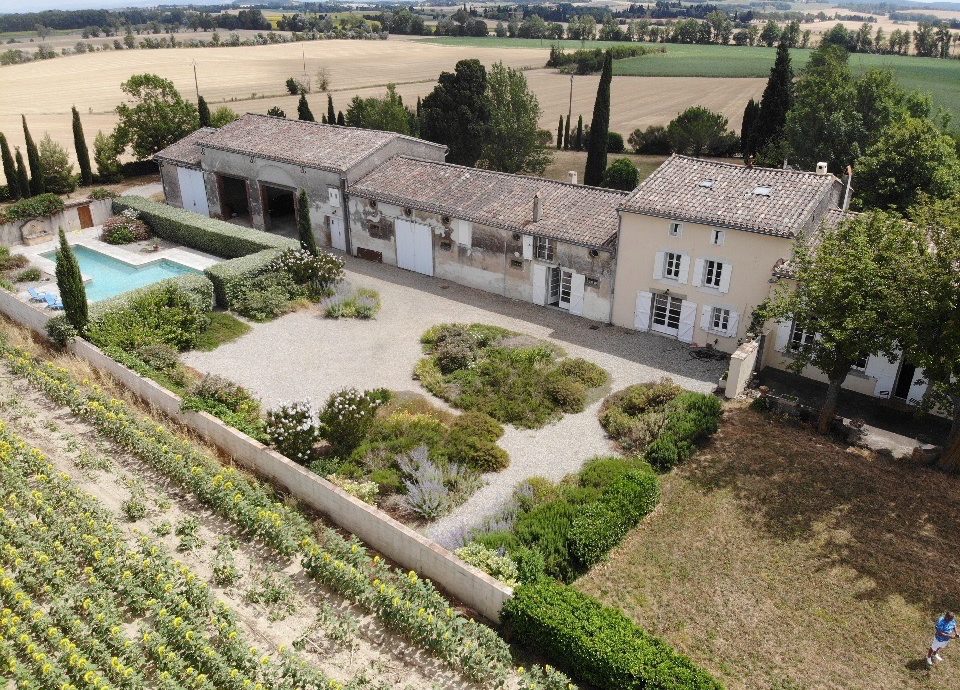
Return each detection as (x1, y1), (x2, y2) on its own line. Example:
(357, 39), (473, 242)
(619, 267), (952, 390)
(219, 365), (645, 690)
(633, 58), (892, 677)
(698, 179), (715, 188)
(752, 186), (772, 196)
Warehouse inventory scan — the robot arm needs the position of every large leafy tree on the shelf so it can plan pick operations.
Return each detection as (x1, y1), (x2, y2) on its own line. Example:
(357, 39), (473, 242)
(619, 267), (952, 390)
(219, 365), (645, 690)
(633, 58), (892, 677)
(856, 117), (960, 214)
(584, 51), (612, 186)
(39, 134), (75, 195)
(479, 62), (552, 175)
(420, 59), (490, 167)
(762, 212), (913, 433)
(114, 74), (199, 160)
(55, 227), (88, 333)
(71, 107), (92, 187)
(345, 85), (414, 135)
(666, 106), (729, 156)
(601, 157), (640, 191)
(899, 194), (960, 471)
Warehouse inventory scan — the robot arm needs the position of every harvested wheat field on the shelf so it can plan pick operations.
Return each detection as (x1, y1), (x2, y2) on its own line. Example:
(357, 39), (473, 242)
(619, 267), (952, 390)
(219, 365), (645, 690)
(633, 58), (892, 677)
(576, 403), (960, 690)
(0, 37), (762, 173)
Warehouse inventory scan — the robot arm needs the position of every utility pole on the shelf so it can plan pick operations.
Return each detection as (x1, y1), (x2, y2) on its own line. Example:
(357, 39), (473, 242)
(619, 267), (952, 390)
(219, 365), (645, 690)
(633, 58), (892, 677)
(193, 62), (199, 99)
(567, 73), (573, 124)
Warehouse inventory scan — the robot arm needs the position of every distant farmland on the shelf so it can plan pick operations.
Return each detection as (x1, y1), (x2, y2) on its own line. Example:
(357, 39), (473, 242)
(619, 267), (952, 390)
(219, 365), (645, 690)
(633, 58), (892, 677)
(422, 37), (960, 122)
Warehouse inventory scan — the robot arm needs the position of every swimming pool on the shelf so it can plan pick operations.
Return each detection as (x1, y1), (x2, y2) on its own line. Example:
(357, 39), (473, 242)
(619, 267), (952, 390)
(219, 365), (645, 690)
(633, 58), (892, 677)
(42, 245), (199, 303)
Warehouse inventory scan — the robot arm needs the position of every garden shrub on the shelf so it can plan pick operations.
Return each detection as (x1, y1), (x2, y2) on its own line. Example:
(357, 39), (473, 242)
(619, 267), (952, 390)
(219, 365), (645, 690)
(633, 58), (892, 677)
(181, 374), (266, 441)
(513, 499), (581, 582)
(369, 467), (402, 494)
(555, 358), (609, 389)
(45, 314), (77, 347)
(578, 455), (647, 490)
(0, 246), (28, 271)
(326, 474), (378, 504)
(225, 271), (297, 321)
(396, 445), (451, 520)
(414, 357), (444, 398)
(0, 193), (64, 223)
(205, 248), (284, 308)
(265, 400), (322, 465)
(89, 187), (115, 200)
(443, 411), (508, 471)
(87, 280), (212, 351)
(503, 580), (723, 690)
(545, 378), (587, 413)
(517, 664), (576, 690)
(100, 209), (150, 244)
(511, 545), (547, 584)
(454, 542), (520, 587)
(318, 388), (391, 456)
(113, 195), (297, 257)
(14, 267), (41, 283)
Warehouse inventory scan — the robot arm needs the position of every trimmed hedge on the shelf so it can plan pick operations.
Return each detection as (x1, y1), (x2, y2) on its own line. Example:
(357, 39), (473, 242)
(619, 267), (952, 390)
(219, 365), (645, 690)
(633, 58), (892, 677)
(89, 273), (214, 320)
(205, 248), (284, 308)
(112, 195), (297, 258)
(503, 580), (723, 690)
(646, 392), (723, 471)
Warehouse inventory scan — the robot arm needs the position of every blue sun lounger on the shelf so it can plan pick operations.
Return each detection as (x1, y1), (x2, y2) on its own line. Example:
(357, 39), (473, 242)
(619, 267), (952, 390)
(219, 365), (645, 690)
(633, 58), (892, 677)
(27, 287), (48, 302)
(44, 293), (64, 310)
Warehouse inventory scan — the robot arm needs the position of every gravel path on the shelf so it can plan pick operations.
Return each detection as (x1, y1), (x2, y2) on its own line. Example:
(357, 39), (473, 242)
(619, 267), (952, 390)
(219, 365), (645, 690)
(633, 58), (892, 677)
(183, 256), (727, 545)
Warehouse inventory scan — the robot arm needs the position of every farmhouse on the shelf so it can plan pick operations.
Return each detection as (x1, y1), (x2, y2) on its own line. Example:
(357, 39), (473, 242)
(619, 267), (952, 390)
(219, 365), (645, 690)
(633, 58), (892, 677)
(154, 122), (928, 408)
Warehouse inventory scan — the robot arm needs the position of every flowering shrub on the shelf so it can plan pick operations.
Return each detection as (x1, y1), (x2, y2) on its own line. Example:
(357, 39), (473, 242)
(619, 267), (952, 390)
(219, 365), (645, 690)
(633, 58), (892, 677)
(99, 209), (150, 244)
(318, 388), (390, 457)
(321, 282), (380, 319)
(454, 542), (520, 587)
(326, 474), (379, 504)
(268, 248), (344, 296)
(517, 664), (578, 690)
(396, 446), (451, 520)
(265, 400), (321, 465)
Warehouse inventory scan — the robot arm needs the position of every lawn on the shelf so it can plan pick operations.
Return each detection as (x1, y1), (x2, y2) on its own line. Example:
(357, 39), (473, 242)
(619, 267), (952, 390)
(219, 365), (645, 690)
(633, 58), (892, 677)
(575, 403), (960, 689)
(542, 150), (668, 185)
(420, 37), (960, 121)
(193, 310), (251, 351)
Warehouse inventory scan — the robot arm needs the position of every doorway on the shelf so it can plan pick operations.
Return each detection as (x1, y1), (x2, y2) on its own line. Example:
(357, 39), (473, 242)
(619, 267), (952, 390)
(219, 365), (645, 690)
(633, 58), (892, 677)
(548, 267), (573, 310)
(394, 218), (433, 276)
(651, 293), (683, 336)
(219, 175), (250, 223)
(77, 204), (93, 229)
(329, 216), (346, 252)
(261, 184), (296, 236)
(893, 361), (917, 400)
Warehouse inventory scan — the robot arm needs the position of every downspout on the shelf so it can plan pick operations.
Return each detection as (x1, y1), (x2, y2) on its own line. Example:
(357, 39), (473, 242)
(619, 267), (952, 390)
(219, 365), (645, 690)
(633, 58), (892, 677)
(340, 174), (351, 255)
(607, 210), (623, 325)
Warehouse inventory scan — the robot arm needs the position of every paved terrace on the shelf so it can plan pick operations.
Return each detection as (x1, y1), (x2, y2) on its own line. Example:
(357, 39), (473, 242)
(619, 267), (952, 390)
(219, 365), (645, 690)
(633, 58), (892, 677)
(183, 255), (728, 546)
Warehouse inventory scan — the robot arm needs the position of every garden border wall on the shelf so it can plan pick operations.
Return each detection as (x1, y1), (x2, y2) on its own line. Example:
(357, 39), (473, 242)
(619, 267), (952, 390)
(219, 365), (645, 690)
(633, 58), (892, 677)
(0, 289), (512, 622)
(0, 197), (112, 247)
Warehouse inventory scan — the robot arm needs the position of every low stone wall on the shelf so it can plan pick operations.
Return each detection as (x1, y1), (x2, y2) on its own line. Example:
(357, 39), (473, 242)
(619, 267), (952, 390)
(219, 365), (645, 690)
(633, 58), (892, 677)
(0, 289), (512, 622)
(725, 339), (759, 399)
(0, 198), (112, 247)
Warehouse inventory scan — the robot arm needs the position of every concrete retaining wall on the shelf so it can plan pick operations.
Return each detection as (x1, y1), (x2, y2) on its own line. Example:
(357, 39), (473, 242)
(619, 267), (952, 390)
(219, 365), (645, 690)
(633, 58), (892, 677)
(0, 289), (512, 621)
(1, 198), (112, 247)
(725, 339), (759, 399)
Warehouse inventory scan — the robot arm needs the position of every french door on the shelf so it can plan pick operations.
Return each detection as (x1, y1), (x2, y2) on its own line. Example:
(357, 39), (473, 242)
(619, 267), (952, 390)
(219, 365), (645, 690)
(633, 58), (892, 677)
(651, 293), (683, 336)
(548, 267), (573, 310)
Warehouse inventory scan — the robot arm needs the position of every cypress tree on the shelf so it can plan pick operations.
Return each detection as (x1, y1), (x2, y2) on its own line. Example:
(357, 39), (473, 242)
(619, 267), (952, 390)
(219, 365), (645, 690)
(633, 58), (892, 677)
(198, 95), (211, 127)
(71, 107), (93, 187)
(740, 98), (761, 159)
(753, 40), (793, 156)
(22, 115), (44, 196)
(14, 148), (30, 199)
(321, 115), (327, 124)
(327, 94), (336, 124)
(575, 115), (583, 151)
(563, 113), (571, 150)
(557, 116), (564, 149)
(298, 93), (315, 122)
(55, 227), (88, 333)
(416, 96), (422, 118)
(584, 51), (612, 186)
(297, 190), (319, 256)
(0, 133), (20, 200)
(337, 111), (345, 126)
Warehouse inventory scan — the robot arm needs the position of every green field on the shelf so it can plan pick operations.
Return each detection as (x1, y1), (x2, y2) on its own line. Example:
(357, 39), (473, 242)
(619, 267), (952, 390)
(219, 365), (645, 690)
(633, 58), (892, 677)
(420, 36), (960, 121)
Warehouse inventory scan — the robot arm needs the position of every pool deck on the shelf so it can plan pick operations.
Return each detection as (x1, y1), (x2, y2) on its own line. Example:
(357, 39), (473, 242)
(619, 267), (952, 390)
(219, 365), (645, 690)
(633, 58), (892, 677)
(18, 227), (219, 286)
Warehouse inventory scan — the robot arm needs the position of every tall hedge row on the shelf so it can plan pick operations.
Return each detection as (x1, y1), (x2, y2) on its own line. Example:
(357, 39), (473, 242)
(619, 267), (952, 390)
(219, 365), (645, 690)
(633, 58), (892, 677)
(112, 195), (297, 258)
(204, 248), (284, 308)
(503, 580), (723, 690)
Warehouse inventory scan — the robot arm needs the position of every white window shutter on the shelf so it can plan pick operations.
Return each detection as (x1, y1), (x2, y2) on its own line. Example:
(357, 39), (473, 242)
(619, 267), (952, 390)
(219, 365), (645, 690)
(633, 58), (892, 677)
(455, 220), (472, 246)
(726, 310), (739, 337)
(328, 186), (341, 206)
(678, 254), (690, 283)
(678, 300), (697, 343)
(531, 263), (547, 306)
(692, 258), (704, 287)
(700, 305), (711, 331)
(522, 235), (533, 261)
(634, 291), (653, 331)
(568, 272), (586, 316)
(774, 320), (792, 352)
(653, 252), (664, 280)
(718, 262), (732, 293)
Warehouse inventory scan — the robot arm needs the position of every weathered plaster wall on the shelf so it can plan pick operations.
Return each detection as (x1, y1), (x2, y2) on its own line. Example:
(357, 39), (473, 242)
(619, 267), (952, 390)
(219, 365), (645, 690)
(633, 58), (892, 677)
(158, 163), (182, 207)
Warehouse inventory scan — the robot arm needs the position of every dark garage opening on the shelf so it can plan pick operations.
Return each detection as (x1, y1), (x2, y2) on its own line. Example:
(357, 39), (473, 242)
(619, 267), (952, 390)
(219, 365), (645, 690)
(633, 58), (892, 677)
(219, 175), (250, 224)
(262, 184), (297, 237)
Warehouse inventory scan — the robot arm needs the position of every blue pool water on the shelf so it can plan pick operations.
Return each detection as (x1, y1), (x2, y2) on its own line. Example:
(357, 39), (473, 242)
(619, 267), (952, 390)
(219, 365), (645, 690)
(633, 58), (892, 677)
(42, 245), (199, 302)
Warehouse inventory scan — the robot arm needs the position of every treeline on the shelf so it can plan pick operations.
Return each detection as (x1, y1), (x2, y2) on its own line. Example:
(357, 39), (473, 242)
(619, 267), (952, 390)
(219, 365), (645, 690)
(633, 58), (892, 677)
(0, 7), (270, 34)
(547, 45), (652, 74)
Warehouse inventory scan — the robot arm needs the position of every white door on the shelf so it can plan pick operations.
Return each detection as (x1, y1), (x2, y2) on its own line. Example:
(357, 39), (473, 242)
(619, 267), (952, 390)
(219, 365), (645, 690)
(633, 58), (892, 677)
(634, 290), (653, 331)
(330, 216), (346, 252)
(395, 219), (433, 276)
(677, 300), (697, 343)
(177, 167), (209, 216)
(532, 263), (547, 306)
(558, 269), (573, 309)
(568, 272), (585, 316)
(651, 293), (683, 336)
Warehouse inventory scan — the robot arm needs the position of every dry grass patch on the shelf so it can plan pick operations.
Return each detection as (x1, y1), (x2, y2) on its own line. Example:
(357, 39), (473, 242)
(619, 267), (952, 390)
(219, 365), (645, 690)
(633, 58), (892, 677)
(576, 403), (960, 690)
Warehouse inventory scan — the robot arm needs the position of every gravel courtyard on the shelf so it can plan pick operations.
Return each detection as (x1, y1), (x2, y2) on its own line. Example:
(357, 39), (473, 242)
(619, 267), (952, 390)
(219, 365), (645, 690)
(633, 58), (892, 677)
(183, 256), (727, 545)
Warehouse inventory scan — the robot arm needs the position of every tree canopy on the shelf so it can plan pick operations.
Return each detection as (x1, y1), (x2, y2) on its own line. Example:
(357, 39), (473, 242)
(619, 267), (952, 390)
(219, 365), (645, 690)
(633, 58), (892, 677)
(345, 84), (414, 135)
(114, 74), (199, 160)
(601, 158), (640, 191)
(420, 59), (491, 167)
(479, 62), (552, 175)
(667, 106), (730, 156)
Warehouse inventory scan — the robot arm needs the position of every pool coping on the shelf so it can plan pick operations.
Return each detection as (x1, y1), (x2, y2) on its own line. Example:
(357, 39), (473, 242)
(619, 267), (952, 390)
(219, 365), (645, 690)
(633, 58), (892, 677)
(19, 227), (220, 286)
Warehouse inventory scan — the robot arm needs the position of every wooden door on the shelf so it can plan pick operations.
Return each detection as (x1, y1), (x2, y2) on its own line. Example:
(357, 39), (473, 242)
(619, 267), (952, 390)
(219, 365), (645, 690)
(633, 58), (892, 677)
(77, 204), (93, 229)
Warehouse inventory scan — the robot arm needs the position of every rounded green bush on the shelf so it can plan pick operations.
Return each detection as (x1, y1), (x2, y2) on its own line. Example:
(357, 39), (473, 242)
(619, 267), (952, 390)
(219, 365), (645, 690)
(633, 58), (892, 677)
(546, 378), (587, 413)
(645, 435), (680, 470)
(444, 411), (508, 471)
(448, 411), (504, 443)
(370, 467), (403, 494)
(555, 357), (609, 388)
(568, 502), (628, 568)
(579, 455), (647, 490)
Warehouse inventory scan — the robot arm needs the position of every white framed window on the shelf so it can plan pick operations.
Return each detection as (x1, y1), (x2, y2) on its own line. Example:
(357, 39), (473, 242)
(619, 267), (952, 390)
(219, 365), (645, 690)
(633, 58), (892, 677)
(327, 186), (341, 206)
(711, 229), (725, 245)
(710, 306), (730, 332)
(669, 222), (682, 237)
(535, 236), (555, 262)
(789, 321), (815, 352)
(702, 259), (723, 289)
(663, 251), (682, 279)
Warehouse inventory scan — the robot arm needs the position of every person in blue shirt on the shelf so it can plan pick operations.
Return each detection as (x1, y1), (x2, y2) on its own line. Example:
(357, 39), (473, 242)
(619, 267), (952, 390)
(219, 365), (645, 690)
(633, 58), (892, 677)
(928, 611), (958, 666)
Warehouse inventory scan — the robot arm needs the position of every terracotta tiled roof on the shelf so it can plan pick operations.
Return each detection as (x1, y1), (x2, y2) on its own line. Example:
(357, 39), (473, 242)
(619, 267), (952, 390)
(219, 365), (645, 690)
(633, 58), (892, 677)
(197, 113), (444, 173)
(349, 157), (627, 248)
(154, 127), (216, 168)
(772, 208), (857, 278)
(621, 155), (842, 238)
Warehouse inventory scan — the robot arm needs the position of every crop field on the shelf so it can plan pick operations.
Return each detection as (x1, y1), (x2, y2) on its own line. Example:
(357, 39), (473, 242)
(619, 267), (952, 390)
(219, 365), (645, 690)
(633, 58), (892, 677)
(0, 323), (517, 689)
(423, 37), (960, 121)
(0, 37), (762, 183)
(576, 403), (960, 689)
